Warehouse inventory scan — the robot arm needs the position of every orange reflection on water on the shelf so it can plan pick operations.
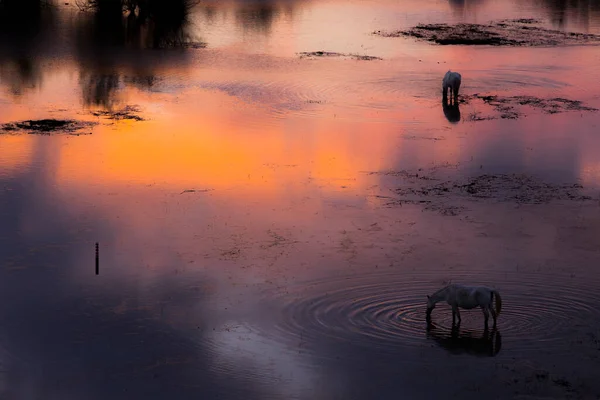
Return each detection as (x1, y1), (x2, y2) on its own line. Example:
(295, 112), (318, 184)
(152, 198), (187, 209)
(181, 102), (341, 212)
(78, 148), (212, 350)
(0, 135), (35, 175)
(49, 86), (399, 198)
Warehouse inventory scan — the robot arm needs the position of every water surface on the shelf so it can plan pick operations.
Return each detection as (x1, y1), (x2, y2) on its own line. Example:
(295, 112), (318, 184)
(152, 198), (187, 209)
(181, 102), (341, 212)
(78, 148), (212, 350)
(2, 0), (600, 399)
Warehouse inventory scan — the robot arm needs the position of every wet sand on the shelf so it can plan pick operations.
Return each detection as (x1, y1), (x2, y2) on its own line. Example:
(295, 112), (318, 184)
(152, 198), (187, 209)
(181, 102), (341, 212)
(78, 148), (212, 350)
(2, 0), (600, 399)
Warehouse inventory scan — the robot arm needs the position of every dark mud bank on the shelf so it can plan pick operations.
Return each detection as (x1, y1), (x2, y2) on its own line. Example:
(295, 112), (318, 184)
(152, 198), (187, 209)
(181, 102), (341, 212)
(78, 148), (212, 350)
(0, 119), (96, 135)
(298, 51), (382, 60)
(91, 105), (145, 121)
(1, 105), (146, 135)
(374, 19), (600, 46)
(370, 168), (596, 216)
(460, 94), (598, 121)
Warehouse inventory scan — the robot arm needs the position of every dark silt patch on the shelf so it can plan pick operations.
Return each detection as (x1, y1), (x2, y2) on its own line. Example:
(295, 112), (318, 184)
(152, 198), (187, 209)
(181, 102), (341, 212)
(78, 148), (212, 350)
(374, 19), (600, 46)
(496, 18), (543, 24)
(179, 41), (208, 49)
(298, 51), (383, 60)
(0, 119), (96, 135)
(91, 105), (145, 121)
(368, 168), (595, 216)
(460, 94), (598, 121)
(400, 134), (445, 141)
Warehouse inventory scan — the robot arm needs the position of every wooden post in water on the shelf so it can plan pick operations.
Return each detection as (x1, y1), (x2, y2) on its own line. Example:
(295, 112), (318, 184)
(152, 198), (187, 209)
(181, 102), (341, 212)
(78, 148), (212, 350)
(95, 242), (99, 275)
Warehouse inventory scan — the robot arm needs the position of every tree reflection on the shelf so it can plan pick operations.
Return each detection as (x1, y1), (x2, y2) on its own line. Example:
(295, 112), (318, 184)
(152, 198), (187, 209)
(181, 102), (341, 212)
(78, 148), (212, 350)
(0, 0), (310, 105)
(74, 0), (199, 51)
(235, 4), (278, 33)
(0, 0), (200, 105)
(447, 0), (486, 17)
(198, 0), (299, 33)
(521, 0), (600, 30)
(72, 0), (199, 109)
(0, 0), (55, 95)
(79, 73), (121, 108)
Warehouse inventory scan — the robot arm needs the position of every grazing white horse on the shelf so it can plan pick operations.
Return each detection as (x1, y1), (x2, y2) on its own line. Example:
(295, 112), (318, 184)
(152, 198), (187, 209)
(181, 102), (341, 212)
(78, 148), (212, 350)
(426, 283), (502, 326)
(442, 70), (462, 101)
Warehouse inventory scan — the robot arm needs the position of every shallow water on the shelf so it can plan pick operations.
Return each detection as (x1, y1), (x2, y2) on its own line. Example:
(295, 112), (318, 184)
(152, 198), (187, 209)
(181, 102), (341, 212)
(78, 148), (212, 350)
(2, 0), (600, 399)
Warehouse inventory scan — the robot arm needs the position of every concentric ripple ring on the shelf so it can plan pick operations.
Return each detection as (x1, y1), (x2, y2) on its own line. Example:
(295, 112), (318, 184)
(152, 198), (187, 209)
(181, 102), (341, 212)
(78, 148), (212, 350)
(259, 269), (600, 360)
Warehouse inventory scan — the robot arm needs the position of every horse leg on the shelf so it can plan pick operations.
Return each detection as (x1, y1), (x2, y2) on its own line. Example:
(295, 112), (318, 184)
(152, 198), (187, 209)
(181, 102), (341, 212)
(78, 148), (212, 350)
(482, 306), (489, 328)
(451, 323), (460, 337)
(453, 305), (461, 324)
(490, 306), (497, 327)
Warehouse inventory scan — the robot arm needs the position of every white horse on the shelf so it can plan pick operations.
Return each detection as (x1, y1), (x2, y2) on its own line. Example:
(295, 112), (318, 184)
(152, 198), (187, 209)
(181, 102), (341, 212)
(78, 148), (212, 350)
(426, 283), (502, 326)
(442, 70), (462, 102)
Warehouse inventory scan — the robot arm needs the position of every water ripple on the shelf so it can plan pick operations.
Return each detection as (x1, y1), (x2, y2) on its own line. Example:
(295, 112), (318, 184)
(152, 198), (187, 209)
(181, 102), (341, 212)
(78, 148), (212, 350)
(259, 269), (600, 360)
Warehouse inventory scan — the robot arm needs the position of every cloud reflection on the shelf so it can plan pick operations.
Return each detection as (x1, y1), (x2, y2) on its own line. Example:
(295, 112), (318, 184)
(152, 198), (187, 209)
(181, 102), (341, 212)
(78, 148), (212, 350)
(0, 139), (271, 400)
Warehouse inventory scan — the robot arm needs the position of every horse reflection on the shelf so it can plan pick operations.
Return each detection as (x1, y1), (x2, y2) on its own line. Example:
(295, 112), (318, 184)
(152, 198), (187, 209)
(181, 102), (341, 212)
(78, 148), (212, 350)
(426, 321), (501, 357)
(442, 96), (461, 123)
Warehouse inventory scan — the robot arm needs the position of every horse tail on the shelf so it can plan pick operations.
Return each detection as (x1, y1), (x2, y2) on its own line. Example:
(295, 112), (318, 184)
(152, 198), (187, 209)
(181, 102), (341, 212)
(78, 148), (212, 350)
(493, 290), (502, 316)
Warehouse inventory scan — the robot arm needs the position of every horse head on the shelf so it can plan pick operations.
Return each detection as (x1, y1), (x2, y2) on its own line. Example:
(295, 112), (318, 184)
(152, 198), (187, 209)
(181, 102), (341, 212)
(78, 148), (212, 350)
(426, 294), (436, 315)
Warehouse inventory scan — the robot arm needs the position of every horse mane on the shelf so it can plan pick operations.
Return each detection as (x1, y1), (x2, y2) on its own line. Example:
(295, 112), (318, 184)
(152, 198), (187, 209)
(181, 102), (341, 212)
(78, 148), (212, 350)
(432, 284), (453, 297)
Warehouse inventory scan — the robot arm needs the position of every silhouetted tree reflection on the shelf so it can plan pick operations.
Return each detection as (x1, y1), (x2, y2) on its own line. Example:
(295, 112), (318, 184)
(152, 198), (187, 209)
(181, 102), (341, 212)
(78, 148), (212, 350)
(0, 0), (47, 32)
(0, 0), (308, 103)
(447, 0), (486, 16)
(198, 0), (299, 34)
(79, 73), (121, 108)
(201, 4), (217, 22)
(448, 0), (465, 13)
(446, 0), (600, 29)
(0, 0), (55, 95)
(124, 74), (158, 89)
(235, 4), (277, 33)
(0, 58), (44, 96)
(75, 0), (200, 50)
(531, 0), (570, 27)
(520, 0), (600, 30)
(72, 0), (200, 109)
